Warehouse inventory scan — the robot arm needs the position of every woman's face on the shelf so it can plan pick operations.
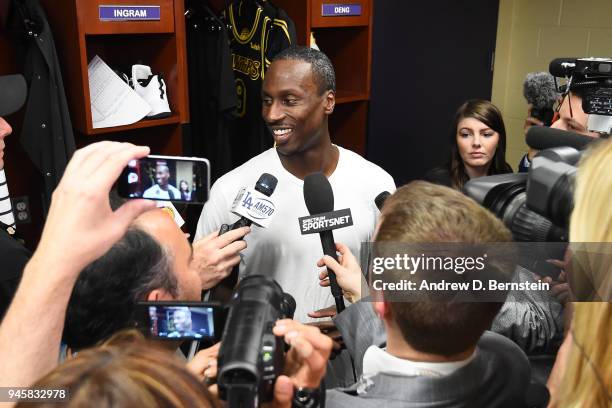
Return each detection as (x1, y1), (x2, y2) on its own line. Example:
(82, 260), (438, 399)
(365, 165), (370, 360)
(180, 181), (188, 191)
(456, 117), (499, 170)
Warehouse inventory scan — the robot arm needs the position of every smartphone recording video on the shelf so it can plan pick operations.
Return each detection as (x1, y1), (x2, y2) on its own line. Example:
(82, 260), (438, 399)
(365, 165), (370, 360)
(143, 304), (217, 341)
(117, 155), (210, 204)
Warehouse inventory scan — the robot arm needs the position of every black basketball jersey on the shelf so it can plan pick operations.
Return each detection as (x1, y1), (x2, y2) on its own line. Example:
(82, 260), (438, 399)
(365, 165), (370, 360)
(226, 0), (296, 165)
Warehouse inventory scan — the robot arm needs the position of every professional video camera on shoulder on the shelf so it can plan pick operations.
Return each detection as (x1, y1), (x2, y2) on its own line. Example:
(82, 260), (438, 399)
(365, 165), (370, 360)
(464, 58), (605, 244)
(550, 56), (612, 135)
(464, 144), (580, 243)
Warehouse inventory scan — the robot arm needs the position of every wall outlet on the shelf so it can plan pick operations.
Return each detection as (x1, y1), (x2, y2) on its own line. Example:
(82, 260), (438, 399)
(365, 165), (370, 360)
(11, 196), (31, 224)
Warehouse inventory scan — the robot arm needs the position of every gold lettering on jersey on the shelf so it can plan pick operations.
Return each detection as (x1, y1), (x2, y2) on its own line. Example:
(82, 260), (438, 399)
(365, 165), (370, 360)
(232, 53), (261, 81)
(250, 42), (261, 51)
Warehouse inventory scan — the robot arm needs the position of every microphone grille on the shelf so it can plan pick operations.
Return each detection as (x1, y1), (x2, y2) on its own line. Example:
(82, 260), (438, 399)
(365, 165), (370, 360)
(375, 191), (391, 211)
(303, 172), (334, 214)
(255, 173), (278, 197)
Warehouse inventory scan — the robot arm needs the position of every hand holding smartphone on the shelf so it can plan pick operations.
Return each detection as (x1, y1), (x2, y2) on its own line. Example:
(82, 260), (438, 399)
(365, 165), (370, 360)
(117, 155), (210, 204)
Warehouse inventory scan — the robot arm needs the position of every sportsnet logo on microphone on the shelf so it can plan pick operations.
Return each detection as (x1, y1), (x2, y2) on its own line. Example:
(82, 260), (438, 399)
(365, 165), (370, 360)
(230, 187), (276, 228)
(299, 209), (353, 235)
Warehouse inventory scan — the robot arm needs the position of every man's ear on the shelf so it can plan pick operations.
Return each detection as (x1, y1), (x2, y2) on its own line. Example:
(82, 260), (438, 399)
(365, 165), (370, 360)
(324, 90), (335, 115)
(146, 289), (174, 301)
(373, 300), (392, 320)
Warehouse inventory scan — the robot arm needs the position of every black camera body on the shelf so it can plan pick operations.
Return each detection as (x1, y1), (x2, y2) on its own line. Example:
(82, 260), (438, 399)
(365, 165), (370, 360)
(551, 57), (612, 134)
(464, 146), (583, 278)
(217, 275), (295, 407)
(464, 146), (580, 243)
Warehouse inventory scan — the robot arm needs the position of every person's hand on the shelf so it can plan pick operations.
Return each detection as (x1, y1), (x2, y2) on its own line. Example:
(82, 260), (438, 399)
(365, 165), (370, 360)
(192, 227), (250, 290)
(534, 259), (571, 305)
(266, 319), (333, 407)
(317, 242), (364, 303)
(307, 305), (337, 320)
(524, 105), (544, 134)
(187, 342), (220, 397)
(524, 105), (545, 160)
(31, 142), (156, 279)
(306, 319), (344, 359)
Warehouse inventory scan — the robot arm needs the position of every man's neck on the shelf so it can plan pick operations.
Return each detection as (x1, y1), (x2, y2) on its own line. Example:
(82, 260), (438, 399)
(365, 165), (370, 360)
(277, 134), (339, 180)
(385, 324), (476, 363)
(160, 184), (169, 191)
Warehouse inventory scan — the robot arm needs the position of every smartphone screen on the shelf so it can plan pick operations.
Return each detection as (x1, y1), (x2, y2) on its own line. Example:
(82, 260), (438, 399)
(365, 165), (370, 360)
(117, 155), (210, 204)
(137, 302), (223, 341)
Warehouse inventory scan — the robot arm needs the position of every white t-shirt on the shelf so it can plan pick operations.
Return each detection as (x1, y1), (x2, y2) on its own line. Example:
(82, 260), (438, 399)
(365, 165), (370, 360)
(143, 184), (181, 200)
(195, 146), (396, 321)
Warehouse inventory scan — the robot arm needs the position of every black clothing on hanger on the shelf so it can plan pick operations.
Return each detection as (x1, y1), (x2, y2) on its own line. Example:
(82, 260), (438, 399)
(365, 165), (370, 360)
(226, 0), (296, 165)
(8, 0), (76, 208)
(186, 2), (237, 182)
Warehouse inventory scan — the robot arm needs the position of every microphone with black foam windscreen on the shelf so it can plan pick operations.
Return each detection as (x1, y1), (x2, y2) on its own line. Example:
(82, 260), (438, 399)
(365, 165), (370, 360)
(526, 126), (595, 151)
(523, 72), (560, 126)
(302, 172), (354, 313)
(219, 173), (278, 234)
(375, 191), (391, 211)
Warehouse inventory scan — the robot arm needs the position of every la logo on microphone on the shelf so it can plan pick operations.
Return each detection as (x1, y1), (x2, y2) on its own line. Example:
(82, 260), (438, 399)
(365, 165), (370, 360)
(231, 187), (276, 228)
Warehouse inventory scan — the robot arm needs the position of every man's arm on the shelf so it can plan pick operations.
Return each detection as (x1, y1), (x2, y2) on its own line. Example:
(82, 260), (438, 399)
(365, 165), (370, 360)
(491, 266), (564, 353)
(0, 142), (156, 388)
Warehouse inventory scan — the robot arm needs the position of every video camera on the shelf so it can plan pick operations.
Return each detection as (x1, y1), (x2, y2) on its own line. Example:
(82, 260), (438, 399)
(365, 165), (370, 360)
(550, 57), (612, 135)
(464, 146), (579, 243)
(137, 275), (296, 407)
(463, 143), (587, 277)
(464, 57), (607, 244)
(217, 275), (296, 407)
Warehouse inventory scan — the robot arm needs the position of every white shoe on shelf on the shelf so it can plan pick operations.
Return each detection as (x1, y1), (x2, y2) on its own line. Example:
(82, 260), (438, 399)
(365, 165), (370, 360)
(132, 64), (172, 119)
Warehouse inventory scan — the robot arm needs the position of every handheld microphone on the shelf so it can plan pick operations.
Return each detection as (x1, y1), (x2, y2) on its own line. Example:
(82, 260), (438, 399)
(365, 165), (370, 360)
(523, 72), (560, 126)
(302, 172), (353, 313)
(212, 173), (278, 302)
(223, 173), (278, 233)
(374, 191), (391, 211)
(526, 126), (595, 151)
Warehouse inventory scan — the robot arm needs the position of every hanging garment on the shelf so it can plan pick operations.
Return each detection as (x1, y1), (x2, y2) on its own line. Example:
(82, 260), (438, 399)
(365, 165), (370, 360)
(186, 6), (237, 183)
(10, 0), (76, 208)
(226, 0), (296, 165)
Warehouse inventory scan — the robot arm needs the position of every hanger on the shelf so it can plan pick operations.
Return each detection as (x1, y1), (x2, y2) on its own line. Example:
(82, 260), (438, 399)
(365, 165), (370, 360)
(11, 0), (43, 38)
(185, 0), (230, 32)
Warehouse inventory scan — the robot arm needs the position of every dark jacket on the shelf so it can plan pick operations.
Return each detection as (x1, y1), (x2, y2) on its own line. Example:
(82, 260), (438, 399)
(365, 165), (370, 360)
(11, 0), (76, 206)
(0, 223), (30, 318)
(423, 166), (453, 188)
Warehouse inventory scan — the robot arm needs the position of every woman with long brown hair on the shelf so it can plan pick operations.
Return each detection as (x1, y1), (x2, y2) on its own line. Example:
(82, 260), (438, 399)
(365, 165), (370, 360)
(425, 99), (513, 190)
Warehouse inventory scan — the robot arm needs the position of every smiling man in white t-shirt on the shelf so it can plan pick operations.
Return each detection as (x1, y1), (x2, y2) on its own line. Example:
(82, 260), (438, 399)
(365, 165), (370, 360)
(195, 46), (395, 322)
